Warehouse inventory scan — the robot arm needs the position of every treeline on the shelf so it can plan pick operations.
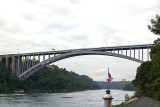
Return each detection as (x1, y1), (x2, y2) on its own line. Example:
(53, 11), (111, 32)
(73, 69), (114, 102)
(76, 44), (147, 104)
(0, 62), (21, 93)
(133, 14), (160, 101)
(0, 63), (100, 93)
(122, 82), (135, 91)
(97, 81), (135, 91)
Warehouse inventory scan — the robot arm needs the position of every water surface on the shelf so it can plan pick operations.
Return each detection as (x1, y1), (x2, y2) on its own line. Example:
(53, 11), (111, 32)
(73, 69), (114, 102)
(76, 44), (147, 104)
(0, 89), (134, 107)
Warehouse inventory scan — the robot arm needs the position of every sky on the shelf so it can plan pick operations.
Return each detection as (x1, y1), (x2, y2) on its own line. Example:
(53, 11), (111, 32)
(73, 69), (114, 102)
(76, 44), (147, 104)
(0, 0), (160, 81)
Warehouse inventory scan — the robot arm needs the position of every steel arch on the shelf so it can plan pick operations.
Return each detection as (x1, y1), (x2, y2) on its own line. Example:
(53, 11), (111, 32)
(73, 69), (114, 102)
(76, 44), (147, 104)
(19, 50), (142, 80)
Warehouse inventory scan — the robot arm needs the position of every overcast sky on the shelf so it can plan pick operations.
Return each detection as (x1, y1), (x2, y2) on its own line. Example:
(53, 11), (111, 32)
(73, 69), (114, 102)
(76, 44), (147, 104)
(0, 0), (160, 81)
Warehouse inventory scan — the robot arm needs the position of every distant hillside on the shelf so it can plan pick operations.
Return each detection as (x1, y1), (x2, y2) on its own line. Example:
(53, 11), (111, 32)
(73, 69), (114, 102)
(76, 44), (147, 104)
(122, 82), (135, 91)
(0, 62), (100, 93)
(22, 65), (101, 93)
(97, 81), (135, 90)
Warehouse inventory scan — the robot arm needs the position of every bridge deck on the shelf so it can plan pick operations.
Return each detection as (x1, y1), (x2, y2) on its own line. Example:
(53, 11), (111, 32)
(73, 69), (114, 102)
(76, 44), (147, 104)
(13, 44), (153, 56)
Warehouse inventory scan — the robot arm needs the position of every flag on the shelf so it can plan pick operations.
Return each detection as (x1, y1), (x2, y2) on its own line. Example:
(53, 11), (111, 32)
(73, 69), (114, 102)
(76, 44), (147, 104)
(106, 71), (113, 82)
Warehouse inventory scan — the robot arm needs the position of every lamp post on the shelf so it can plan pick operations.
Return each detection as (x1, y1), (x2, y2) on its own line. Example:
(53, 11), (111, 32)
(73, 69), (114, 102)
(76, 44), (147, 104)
(103, 89), (113, 107)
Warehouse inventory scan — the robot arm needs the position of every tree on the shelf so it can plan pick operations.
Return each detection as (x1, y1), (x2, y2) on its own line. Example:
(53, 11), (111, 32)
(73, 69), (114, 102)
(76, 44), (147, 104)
(148, 14), (160, 35)
(133, 14), (160, 100)
(0, 62), (100, 93)
(0, 61), (22, 93)
(150, 39), (160, 100)
(22, 65), (100, 93)
(133, 61), (153, 98)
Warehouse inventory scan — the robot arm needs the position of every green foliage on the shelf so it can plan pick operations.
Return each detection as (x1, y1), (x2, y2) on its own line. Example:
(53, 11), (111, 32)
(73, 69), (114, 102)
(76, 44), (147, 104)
(133, 61), (153, 98)
(122, 82), (135, 91)
(148, 14), (160, 35)
(133, 38), (160, 100)
(133, 15), (160, 100)
(124, 94), (131, 102)
(115, 94), (134, 106)
(150, 40), (160, 100)
(0, 62), (21, 93)
(0, 62), (100, 93)
(22, 65), (100, 92)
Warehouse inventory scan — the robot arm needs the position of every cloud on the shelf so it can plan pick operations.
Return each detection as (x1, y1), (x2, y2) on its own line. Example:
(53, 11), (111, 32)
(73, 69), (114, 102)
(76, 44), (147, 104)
(93, 68), (107, 77)
(47, 24), (80, 32)
(71, 35), (88, 41)
(69, 0), (81, 4)
(23, 13), (37, 21)
(0, 20), (22, 34)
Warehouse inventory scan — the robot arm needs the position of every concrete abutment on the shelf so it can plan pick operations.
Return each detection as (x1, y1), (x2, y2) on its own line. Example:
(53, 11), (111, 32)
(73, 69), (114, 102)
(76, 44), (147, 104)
(0, 55), (21, 76)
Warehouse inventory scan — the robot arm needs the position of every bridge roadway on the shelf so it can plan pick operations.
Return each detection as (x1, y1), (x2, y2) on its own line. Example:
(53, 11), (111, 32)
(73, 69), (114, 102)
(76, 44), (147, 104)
(15, 44), (153, 56)
(0, 44), (153, 80)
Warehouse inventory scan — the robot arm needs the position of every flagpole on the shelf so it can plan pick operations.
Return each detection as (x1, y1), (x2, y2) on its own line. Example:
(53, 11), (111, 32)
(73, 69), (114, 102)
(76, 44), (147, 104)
(107, 68), (110, 94)
(108, 68), (110, 91)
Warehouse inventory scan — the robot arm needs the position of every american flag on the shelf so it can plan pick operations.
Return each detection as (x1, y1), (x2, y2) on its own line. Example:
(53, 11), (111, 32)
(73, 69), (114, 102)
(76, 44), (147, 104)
(106, 71), (113, 82)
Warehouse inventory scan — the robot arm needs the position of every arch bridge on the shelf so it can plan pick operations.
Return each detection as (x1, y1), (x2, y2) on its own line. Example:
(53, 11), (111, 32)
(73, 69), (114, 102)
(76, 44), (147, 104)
(0, 44), (153, 80)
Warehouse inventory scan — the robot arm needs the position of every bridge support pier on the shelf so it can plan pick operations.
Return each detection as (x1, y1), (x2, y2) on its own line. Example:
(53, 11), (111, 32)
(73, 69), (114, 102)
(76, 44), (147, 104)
(0, 55), (22, 76)
(17, 56), (22, 76)
(11, 56), (16, 74)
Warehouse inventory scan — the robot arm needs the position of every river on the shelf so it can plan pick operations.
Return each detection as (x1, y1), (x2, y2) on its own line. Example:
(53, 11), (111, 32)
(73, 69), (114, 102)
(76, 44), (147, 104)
(0, 89), (134, 107)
